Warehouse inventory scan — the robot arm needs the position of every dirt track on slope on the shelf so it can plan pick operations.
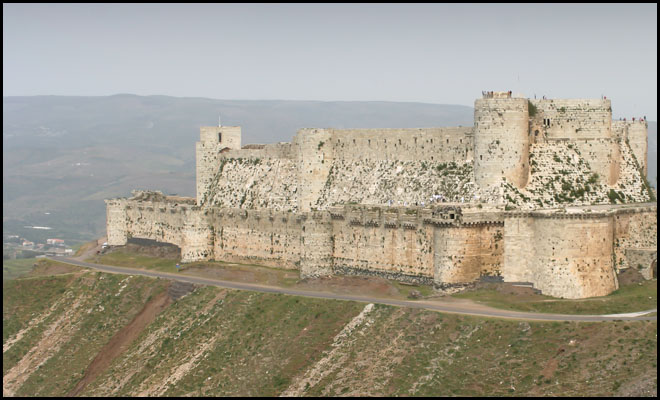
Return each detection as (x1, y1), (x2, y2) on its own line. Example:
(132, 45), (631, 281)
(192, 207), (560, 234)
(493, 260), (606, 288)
(67, 287), (173, 397)
(50, 256), (657, 323)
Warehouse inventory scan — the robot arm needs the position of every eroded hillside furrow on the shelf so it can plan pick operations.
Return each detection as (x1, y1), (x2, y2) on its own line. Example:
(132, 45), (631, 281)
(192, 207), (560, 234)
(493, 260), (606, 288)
(281, 303), (376, 396)
(67, 288), (174, 396)
(3, 296), (67, 355)
(80, 288), (364, 397)
(3, 271), (170, 397)
(3, 292), (88, 396)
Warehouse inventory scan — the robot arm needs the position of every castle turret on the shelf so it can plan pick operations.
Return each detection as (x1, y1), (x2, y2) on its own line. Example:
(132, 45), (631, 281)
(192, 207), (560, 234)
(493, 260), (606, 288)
(195, 125), (242, 205)
(473, 93), (530, 189)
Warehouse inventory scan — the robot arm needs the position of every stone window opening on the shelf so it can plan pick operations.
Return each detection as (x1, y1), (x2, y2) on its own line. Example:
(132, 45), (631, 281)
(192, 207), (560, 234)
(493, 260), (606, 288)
(480, 155), (483, 160)
(218, 132), (222, 142)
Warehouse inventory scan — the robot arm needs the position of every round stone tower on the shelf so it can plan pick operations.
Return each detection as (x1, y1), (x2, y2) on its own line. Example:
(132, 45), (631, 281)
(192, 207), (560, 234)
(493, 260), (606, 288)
(473, 93), (530, 189)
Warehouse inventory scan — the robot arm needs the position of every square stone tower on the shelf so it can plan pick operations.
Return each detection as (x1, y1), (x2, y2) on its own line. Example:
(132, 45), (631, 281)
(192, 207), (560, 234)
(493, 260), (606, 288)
(473, 92), (530, 189)
(195, 125), (242, 204)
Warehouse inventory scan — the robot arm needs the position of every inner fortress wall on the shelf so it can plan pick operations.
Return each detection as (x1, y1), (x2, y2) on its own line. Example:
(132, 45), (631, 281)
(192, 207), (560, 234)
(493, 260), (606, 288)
(626, 121), (649, 176)
(531, 99), (612, 140)
(473, 97), (530, 189)
(217, 142), (298, 161)
(202, 126), (474, 211)
(611, 120), (648, 183)
(570, 138), (620, 185)
(319, 127), (473, 162)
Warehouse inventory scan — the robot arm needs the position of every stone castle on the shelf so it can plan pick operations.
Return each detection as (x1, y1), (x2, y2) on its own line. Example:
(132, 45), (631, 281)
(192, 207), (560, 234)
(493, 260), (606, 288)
(106, 92), (657, 299)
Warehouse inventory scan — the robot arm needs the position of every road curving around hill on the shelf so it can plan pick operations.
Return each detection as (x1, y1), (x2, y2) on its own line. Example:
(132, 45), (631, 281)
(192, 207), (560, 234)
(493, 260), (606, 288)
(48, 256), (657, 323)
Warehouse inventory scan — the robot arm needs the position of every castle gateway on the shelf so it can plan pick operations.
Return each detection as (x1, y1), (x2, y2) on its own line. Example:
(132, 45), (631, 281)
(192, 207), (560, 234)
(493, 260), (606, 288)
(106, 92), (657, 299)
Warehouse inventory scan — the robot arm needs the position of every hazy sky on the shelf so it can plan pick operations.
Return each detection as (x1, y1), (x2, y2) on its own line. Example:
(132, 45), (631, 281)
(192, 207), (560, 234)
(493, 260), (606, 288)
(3, 3), (657, 119)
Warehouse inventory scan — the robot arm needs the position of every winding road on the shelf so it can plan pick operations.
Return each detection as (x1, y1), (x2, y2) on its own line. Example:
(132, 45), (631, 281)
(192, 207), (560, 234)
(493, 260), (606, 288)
(49, 256), (656, 323)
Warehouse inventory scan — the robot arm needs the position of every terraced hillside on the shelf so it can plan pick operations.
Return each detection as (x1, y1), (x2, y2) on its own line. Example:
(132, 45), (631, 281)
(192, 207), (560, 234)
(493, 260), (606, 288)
(3, 261), (657, 397)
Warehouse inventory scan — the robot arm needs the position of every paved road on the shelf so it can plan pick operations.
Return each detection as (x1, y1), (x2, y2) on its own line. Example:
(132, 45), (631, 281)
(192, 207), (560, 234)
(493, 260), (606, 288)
(49, 257), (657, 323)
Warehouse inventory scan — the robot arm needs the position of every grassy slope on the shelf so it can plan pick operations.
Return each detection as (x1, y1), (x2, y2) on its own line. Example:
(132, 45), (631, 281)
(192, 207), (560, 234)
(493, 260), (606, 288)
(93, 248), (653, 315)
(4, 264), (656, 397)
(2, 258), (37, 281)
(84, 288), (364, 396)
(453, 280), (657, 315)
(3, 263), (169, 396)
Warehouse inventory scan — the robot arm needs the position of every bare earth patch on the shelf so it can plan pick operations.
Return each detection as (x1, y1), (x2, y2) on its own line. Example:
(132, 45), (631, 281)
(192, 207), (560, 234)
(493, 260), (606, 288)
(67, 288), (173, 396)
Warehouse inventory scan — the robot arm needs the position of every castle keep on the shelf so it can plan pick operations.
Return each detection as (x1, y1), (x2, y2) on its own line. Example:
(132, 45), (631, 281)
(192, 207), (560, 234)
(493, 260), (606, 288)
(106, 92), (657, 299)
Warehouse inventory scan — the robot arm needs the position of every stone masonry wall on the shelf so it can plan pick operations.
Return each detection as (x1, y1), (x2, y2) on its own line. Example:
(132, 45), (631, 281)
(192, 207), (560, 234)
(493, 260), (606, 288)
(330, 207), (435, 284)
(613, 208), (657, 271)
(433, 223), (504, 287)
(530, 99), (612, 140)
(211, 208), (302, 269)
(612, 120), (648, 177)
(105, 199), (129, 246)
(503, 139), (651, 210)
(204, 158), (300, 212)
(503, 213), (618, 299)
(196, 126), (242, 203)
(198, 126), (474, 212)
(107, 191), (656, 299)
(107, 94), (655, 300)
(473, 98), (529, 189)
(625, 249), (657, 280)
(627, 121), (649, 177)
(316, 159), (475, 209)
(320, 127), (473, 162)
